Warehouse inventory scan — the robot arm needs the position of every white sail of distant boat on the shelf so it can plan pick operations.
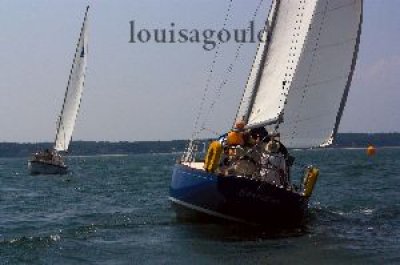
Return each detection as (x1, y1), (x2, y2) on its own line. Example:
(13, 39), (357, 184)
(28, 6), (89, 175)
(236, 0), (363, 148)
(54, 6), (89, 151)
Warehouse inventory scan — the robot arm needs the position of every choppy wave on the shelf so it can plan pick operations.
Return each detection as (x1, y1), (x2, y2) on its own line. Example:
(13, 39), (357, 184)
(1, 233), (61, 248)
(1, 150), (399, 264)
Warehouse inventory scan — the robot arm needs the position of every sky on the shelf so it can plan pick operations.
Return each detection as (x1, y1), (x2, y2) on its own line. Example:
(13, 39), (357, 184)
(0, 0), (399, 143)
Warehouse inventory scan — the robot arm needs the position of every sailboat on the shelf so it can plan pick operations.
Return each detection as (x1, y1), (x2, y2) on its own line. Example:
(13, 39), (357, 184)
(170, 0), (363, 225)
(28, 6), (89, 175)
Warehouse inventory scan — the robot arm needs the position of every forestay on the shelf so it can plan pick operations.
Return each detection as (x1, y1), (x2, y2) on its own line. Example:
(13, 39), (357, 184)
(237, 0), (363, 148)
(54, 7), (89, 151)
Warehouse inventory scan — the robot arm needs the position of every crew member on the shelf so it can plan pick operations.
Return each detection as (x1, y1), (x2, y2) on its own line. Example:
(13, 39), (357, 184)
(227, 120), (246, 146)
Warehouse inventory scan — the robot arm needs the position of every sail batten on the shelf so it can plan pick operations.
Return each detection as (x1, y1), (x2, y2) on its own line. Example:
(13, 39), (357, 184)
(54, 6), (89, 152)
(237, 0), (363, 148)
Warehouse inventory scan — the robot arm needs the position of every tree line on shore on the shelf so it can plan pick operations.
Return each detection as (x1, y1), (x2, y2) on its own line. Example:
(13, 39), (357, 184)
(0, 133), (399, 157)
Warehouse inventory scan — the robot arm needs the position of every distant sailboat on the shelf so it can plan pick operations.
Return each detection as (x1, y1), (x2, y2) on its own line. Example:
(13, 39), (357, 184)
(28, 6), (89, 175)
(170, 0), (363, 225)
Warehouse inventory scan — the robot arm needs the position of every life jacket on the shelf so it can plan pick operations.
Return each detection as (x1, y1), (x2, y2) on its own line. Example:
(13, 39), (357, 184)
(227, 130), (244, 146)
(204, 141), (223, 172)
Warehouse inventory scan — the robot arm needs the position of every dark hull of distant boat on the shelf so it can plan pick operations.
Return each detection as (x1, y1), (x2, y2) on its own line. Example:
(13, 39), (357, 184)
(28, 160), (68, 175)
(169, 164), (308, 225)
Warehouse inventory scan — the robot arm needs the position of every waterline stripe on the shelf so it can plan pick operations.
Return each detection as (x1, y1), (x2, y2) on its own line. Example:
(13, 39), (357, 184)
(169, 197), (252, 225)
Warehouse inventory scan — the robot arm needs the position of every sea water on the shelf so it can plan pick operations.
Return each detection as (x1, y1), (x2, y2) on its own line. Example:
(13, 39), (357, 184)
(0, 148), (399, 264)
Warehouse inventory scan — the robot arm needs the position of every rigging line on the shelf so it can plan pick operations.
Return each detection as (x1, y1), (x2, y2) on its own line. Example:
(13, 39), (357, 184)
(191, 0), (234, 139)
(199, 0), (267, 133)
(199, 127), (222, 137)
(183, 0), (234, 161)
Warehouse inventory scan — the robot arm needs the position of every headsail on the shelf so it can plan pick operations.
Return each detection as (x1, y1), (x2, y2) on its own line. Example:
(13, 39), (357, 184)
(237, 0), (363, 148)
(54, 6), (89, 152)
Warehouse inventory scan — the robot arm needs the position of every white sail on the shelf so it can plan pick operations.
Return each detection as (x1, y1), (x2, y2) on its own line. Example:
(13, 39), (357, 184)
(54, 7), (89, 152)
(235, 0), (278, 122)
(237, 0), (363, 148)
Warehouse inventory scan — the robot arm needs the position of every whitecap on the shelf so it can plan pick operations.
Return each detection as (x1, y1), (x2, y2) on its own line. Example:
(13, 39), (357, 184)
(360, 208), (374, 215)
(50, 234), (61, 241)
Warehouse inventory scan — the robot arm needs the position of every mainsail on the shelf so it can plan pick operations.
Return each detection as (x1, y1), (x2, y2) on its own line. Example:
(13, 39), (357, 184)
(54, 6), (89, 152)
(237, 0), (363, 148)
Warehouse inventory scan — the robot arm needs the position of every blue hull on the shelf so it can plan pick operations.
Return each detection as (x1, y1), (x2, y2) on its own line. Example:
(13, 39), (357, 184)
(170, 164), (308, 225)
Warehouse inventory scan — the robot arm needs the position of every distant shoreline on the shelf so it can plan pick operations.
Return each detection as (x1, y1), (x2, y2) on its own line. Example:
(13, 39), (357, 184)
(1, 133), (400, 157)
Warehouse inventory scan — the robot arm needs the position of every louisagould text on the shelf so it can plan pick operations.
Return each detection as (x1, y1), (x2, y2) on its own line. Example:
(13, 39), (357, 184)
(129, 21), (265, 51)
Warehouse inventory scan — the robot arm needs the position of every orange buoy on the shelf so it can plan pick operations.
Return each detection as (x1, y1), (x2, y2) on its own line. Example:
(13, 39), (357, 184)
(367, 144), (376, 156)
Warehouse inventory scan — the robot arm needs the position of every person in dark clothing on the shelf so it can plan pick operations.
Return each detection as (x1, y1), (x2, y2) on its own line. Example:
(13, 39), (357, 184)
(249, 127), (270, 144)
